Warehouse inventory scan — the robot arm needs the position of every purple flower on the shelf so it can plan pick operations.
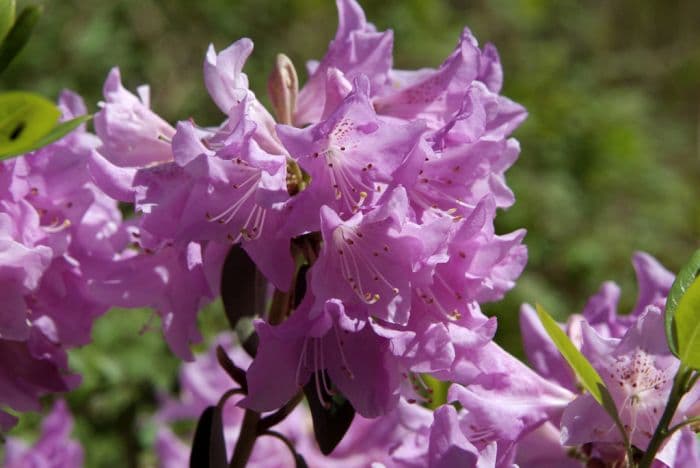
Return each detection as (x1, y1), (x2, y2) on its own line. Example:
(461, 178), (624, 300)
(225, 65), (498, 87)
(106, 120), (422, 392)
(94, 68), (175, 168)
(204, 39), (286, 155)
(0, 92), (128, 422)
(295, 0), (393, 125)
(560, 307), (689, 451)
(241, 294), (401, 418)
(3, 400), (83, 468)
(85, 242), (222, 360)
(310, 187), (444, 325)
(445, 341), (574, 445)
(513, 422), (580, 468)
(158, 333), (436, 467)
(515, 254), (700, 467)
(279, 76), (426, 232)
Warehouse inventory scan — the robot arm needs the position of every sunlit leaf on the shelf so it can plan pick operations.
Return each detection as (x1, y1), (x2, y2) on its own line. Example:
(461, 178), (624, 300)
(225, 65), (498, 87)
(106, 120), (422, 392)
(0, 114), (92, 159)
(0, 0), (15, 43)
(665, 249), (700, 357)
(674, 276), (700, 370)
(0, 91), (59, 159)
(0, 4), (41, 74)
(535, 304), (622, 426)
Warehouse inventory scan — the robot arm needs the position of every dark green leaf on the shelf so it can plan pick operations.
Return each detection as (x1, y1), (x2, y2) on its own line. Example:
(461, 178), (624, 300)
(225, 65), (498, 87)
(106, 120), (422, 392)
(0, 91), (59, 159)
(0, 4), (41, 74)
(294, 453), (308, 468)
(674, 276), (700, 370)
(536, 304), (626, 439)
(665, 249), (700, 357)
(293, 264), (309, 309)
(220, 245), (267, 331)
(303, 371), (355, 455)
(0, 114), (92, 159)
(237, 318), (259, 358)
(189, 406), (227, 468)
(0, 0), (15, 43)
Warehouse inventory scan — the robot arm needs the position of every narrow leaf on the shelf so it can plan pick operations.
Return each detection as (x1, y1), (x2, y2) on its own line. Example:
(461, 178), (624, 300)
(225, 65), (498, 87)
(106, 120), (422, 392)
(665, 249), (700, 357)
(220, 245), (267, 331)
(674, 276), (700, 370)
(535, 305), (623, 428)
(0, 91), (59, 159)
(0, 4), (41, 74)
(0, 0), (15, 43)
(303, 372), (355, 455)
(189, 406), (227, 468)
(0, 114), (92, 159)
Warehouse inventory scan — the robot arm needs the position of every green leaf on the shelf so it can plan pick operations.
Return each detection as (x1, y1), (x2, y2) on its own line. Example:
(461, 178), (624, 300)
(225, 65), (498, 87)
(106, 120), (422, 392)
(304, 372), (355, 455)
(220, 245), (267, 331)
(0, 91), (60, 158)
(0, 4), (41, 74)
(0, 0), (15, 43)
(535, 304), (623, 431)
(16, 115), (91, 156)
(189, 406), (227, 468)
(674, 276), (700, 370)
(665, 249), (700, 357)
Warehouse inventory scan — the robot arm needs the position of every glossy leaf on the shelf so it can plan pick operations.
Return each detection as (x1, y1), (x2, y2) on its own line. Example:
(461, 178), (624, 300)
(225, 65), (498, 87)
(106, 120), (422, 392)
(536, 304), (623, 428)
(0, 91), (59, 159)
(189, 406), (227, 468)
(0, 0), (15, 43)
(0, 4), (41, 74)
(665, 249), (700, 357)
(220, 245), (267, 331)
(674, 276), (700, 370)
(304, 372), (355, 455)
(0, 114), (92, 159)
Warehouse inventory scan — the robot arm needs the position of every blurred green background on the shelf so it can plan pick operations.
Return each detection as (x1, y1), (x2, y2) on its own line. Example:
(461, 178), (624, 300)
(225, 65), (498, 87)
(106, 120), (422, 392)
(3, 0), (700, 466)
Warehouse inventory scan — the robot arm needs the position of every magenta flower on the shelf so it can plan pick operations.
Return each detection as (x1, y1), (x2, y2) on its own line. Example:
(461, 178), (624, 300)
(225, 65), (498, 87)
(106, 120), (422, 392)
(241, 293), (400, 418)
(295, 0), (393, 125)
(310, 187), (447, 325)
(77, 0), (528, 426)
(560, 307), (692, 451)
(279, 76), (426, 232)
(0, 92), (131, 422)
(94, 68), (175, 168)
(514, 254), (700, 467)
(3, 400), (83, 468)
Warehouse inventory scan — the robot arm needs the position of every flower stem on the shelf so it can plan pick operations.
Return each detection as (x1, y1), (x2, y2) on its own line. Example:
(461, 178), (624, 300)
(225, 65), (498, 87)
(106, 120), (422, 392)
(667, 416), (700, 437)
(229, 410), (261, 468)
(229, 274), (300, 467)
(638, 363), (692, 468)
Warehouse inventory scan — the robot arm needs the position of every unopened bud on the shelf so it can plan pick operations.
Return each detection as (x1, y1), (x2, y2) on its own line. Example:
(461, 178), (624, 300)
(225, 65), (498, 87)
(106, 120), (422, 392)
(268, 53), (299, 125)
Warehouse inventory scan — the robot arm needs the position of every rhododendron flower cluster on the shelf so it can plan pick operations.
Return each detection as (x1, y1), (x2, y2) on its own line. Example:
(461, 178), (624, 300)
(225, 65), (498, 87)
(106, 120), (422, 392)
(2, 0), (699, 466)
(154, 333), (496, 467)
(83, 0), (527, 421)
(508, 254), (700, 467)
(0, 93), (128, 429)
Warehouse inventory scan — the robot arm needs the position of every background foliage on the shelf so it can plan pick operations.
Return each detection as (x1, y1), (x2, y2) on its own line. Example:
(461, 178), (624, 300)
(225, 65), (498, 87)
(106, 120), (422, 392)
(3, 0), (700, 466)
